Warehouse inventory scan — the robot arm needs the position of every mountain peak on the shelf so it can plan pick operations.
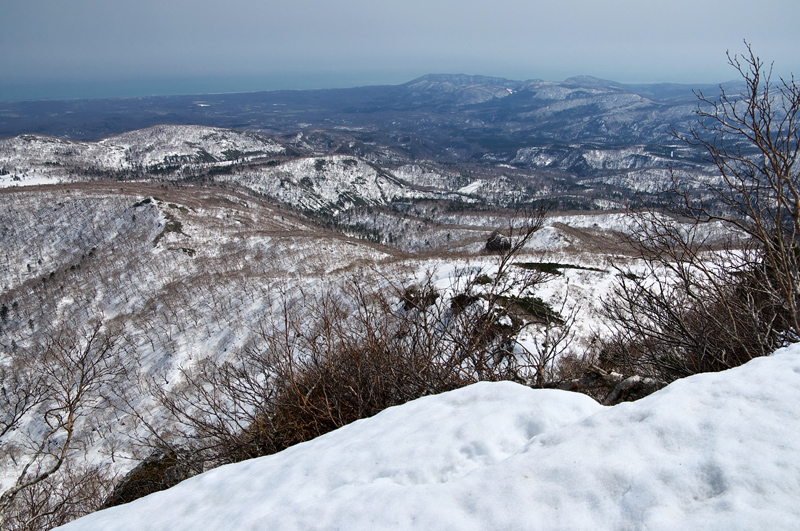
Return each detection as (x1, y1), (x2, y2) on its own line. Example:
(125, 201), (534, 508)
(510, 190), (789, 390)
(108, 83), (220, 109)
(403, 74), (521, 90)
(563, 75), (628, 90)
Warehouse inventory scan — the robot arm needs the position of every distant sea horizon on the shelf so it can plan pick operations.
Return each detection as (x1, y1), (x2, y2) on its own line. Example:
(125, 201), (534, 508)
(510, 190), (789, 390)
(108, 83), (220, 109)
(0, 72), (428, 103)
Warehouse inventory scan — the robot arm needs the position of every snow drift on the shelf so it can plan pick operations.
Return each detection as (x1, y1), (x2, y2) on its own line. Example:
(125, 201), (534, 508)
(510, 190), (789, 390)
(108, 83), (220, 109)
(59, 344), (800, 530)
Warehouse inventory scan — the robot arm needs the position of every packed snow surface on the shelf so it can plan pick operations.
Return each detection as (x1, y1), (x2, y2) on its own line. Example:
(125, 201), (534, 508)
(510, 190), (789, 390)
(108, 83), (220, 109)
(59, 345), (800, 530)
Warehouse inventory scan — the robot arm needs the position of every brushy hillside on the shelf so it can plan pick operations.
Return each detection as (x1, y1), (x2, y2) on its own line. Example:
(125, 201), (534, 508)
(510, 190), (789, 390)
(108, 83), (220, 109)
(1, 182), (647, 521)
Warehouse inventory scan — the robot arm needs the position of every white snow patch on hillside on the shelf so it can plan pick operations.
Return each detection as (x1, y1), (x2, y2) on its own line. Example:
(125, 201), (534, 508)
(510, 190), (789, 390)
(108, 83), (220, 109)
(457, 180), (483, 195)
(0, 174), (64, 188)
(59, 344), (800, 530)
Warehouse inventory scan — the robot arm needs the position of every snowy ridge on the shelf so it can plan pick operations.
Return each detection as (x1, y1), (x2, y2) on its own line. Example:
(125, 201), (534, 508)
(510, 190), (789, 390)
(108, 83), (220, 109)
(0, 127), (459, 212)
(215, 155), (457, 213)
(0, 125), (284, 186)
(0, 123), (719, 215)
(102, 125), (284, 167)
(0, 134), (124, 185)
(58, 344), (800, 530)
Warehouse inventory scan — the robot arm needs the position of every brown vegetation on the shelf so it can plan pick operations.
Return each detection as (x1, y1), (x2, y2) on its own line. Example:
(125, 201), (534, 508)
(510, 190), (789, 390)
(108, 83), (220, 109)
(596, 44), (800, 381)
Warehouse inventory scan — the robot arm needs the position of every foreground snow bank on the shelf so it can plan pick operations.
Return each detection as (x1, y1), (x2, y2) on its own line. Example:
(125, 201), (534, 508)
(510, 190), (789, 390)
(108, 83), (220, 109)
(60, 345), (800, 530)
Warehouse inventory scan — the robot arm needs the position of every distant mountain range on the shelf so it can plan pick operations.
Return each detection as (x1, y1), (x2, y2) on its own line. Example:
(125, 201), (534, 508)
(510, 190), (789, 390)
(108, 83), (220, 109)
(0, 74), (740, 216)
(0, 74), (745, 162)
(0, 122), (718, 215)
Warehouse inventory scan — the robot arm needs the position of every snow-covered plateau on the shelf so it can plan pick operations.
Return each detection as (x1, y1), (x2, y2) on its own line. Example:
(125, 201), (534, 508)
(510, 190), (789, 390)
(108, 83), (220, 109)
(58, 344), (800, 530)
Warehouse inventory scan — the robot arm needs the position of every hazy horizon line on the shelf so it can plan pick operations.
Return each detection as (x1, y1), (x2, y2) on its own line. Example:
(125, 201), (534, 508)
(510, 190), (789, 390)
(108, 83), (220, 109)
(0, 72), (739, 104)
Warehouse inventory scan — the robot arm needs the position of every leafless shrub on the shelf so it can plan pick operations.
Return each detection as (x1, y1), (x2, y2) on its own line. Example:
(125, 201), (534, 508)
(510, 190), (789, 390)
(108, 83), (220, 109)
(3, 462), (113, 531)
(133, 207), (579, 492)
(516, 293), (580, 387)
(599, 44), (800, 381)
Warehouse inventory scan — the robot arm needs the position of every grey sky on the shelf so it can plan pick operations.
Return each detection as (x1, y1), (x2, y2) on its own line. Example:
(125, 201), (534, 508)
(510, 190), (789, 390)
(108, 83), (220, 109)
(2, 0), (799, 100)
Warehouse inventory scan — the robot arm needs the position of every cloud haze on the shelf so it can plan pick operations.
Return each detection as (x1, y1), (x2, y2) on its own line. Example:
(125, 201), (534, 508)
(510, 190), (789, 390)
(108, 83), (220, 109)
(1, 0), (799, 100)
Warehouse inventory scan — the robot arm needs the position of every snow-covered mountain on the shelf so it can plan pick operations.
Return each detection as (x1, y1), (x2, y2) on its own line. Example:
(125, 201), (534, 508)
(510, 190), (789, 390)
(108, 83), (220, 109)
(106, 125), (285, 167)
(57, 344), (800, 530)
(0, 125), (284, 182)
(212, 155), (463, 213)
(0, 126), (446, 213)
(0, 123), (717, 216)
(0, 74), (739, 156)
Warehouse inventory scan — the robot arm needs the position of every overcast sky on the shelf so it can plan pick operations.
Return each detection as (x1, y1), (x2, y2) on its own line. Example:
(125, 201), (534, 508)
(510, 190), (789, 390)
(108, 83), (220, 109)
(2, 0), (799, 101)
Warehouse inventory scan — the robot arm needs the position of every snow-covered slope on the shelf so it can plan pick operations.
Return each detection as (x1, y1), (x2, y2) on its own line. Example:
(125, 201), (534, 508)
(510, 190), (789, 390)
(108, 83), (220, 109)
(103, 125), (284, 167)
(0, 125), (285, 186)
(0, 183), (402, 491)
(0, 127), (456, 213)
(0, 123), (717, 214)
(59, 344), (800, 530)
(216, 155), (441, 213)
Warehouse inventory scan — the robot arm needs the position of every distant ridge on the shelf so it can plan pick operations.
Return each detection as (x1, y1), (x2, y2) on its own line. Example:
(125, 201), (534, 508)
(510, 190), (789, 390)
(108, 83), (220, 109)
(0, 74), (743, 144)
(402, 73), (523, 88)
(563, 75), (628, 91)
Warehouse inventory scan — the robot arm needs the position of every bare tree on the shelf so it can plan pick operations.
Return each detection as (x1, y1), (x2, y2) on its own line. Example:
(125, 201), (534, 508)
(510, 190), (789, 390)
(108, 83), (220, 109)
(3, 462), (113, 531)
(515, 292), (580, 388)
(0, 322), (125, 529)
(439, 207), (553, 381)
(682, 43), (800, 332)
(0, 363), (48, 441)
(600, 44), (800, 380)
